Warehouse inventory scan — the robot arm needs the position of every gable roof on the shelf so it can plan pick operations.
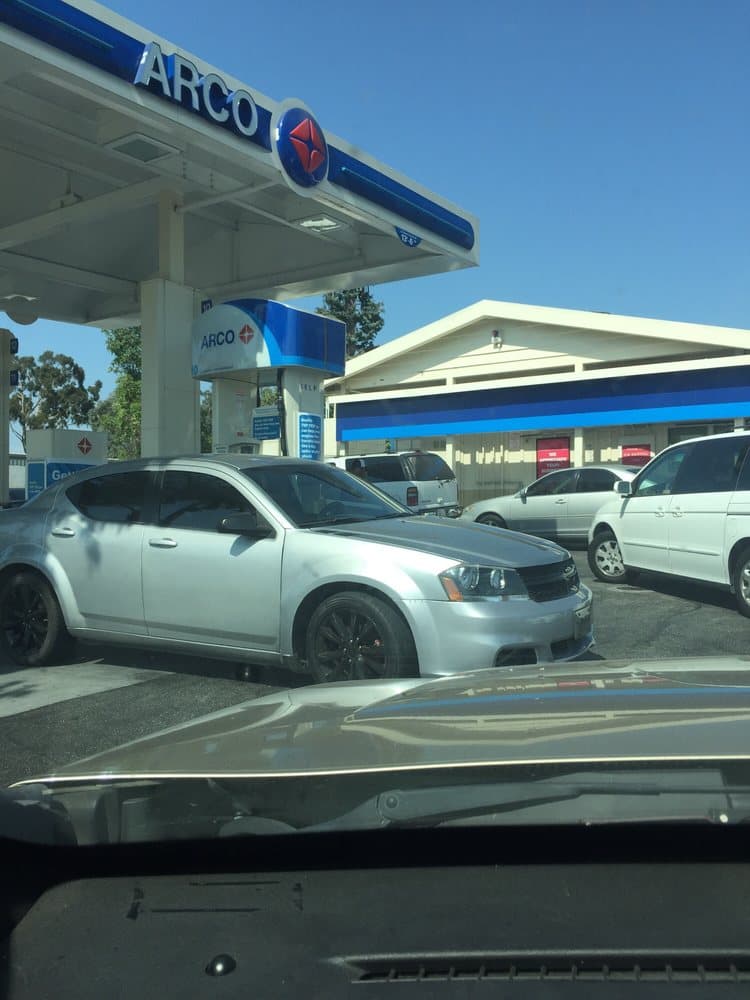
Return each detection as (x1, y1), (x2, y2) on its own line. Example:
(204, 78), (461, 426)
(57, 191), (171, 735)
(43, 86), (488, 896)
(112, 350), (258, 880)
(329, 299), (749, 385)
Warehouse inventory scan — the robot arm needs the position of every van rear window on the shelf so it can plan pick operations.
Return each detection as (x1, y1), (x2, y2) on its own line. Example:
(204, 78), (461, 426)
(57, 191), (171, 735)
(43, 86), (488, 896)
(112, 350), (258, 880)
(356, 457), (405, 482)
(405, 453), (455, 482)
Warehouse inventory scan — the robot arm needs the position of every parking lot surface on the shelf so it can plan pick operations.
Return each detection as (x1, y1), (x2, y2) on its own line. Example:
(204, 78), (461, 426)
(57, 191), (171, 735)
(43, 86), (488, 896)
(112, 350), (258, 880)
(1, 550), (749, 786)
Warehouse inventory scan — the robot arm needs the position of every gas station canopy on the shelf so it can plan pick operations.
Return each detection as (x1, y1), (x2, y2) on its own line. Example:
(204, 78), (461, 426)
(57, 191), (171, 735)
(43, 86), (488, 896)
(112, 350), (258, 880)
(0, 0), (479, 328)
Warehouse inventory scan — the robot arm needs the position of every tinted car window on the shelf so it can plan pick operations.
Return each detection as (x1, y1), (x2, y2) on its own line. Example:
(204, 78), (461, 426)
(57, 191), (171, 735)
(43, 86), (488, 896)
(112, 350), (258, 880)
(67, 471), (150, 524)
(736, 448), (750, 492)
(158, 471), (251, 531)
(525, 469), (577, 497)
(404, 453), (455, 481)
(633, 446), (690, 497)
(672, 437), (750, 495)
(355, 457), (405, 483)
(576, 469), (617, 493)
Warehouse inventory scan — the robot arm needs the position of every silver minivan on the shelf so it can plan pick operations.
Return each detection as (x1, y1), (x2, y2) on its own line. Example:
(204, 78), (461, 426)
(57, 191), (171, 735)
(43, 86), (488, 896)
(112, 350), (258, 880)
(327, 451), (460, 514)
(588, 431), (750, 615)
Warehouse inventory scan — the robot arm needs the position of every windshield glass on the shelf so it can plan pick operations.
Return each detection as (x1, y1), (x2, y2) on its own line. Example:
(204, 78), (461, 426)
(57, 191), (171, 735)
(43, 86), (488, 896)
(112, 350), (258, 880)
(243, 464), (408, 526)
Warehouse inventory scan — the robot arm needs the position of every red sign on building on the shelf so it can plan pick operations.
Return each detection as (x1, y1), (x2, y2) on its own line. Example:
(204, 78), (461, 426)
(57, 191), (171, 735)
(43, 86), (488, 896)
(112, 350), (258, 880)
(621, 444), (652, 467)
(536, 436), (570, 479)
(77, 436), (92, 455)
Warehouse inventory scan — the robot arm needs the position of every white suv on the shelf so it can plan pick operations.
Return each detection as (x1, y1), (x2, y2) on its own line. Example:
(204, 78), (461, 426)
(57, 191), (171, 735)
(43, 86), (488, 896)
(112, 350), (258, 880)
(326, 452), (459, 514)
(588, 431), (750, 615)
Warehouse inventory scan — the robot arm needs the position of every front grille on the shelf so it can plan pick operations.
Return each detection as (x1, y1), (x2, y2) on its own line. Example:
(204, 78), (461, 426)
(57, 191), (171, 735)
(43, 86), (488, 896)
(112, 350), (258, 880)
(517, 560), (579, 602)
(348, 952), (750, 984)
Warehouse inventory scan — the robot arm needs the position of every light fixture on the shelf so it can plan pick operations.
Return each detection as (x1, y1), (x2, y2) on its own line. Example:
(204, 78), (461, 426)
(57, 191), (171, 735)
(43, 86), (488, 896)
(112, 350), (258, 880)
(491, 329), (503, 349)
(104, 132), (181, 163)
(297, 215), (342, 232)
(3, 299), (38, 325)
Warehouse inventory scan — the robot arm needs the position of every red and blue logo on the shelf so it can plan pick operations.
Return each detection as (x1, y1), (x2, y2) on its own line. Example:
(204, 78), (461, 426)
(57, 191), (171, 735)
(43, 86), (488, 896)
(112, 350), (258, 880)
(275, 106), (328, 189)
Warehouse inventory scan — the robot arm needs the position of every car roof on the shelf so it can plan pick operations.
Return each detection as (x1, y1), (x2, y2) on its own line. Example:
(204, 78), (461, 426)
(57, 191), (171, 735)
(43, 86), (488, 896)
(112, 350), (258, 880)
(42, 453), (331, 494)
(88, 453), (324, 472)
(538, 463), (638, 476)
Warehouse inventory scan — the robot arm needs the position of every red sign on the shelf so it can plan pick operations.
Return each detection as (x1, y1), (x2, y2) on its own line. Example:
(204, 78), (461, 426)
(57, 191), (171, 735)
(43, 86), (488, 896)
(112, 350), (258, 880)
(536, 436), (570, 479)
(238, 324), (254, 344)
(77, 436), (92, 455)
(621, 444), (652, 467)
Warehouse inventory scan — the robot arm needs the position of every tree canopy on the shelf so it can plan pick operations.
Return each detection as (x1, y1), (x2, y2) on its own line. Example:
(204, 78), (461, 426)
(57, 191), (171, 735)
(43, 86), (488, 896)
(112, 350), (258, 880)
(90, 327), (142, 459)
(316, 287), (384, 358)
(9, 352), (102, 450)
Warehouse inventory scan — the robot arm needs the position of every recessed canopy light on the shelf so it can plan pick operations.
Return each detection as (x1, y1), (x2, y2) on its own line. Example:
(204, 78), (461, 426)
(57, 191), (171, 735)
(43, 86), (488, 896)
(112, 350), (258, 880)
(298, 216), (342, 231)
(105, 133), (181, 163)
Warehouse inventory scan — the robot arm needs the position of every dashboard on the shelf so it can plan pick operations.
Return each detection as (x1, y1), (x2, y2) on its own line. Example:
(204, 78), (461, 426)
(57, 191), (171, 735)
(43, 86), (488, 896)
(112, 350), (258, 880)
(3, 824), (750, 997)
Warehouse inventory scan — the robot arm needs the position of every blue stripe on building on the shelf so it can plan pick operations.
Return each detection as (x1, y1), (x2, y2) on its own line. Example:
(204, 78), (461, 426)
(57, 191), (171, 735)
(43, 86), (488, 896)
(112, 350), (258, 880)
(336, 364), (750, 441)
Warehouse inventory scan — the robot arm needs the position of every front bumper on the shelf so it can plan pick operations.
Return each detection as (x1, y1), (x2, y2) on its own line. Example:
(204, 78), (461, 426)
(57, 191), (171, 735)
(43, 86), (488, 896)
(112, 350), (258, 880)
(403, 585), (594, 677)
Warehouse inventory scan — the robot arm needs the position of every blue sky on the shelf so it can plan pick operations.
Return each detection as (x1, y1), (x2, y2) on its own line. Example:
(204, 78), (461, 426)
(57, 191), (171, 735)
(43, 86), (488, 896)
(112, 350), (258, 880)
(11, 0), (750, 398)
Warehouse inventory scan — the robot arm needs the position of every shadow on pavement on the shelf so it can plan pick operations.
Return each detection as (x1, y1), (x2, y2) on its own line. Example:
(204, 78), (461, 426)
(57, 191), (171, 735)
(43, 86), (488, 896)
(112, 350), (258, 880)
(0, 643), (311, 689)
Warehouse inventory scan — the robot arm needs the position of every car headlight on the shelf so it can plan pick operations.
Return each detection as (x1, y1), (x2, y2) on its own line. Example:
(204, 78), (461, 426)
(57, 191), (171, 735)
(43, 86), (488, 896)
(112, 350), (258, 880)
(439, 564), (527, 601)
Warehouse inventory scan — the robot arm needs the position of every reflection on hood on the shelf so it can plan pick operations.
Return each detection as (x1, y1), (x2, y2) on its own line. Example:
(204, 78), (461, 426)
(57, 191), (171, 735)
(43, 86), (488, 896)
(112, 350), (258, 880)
(26, 656), (750, 783)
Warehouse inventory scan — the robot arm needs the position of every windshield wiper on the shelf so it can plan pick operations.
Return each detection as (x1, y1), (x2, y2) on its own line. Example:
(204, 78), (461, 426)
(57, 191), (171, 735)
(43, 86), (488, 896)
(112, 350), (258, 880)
(299, 516), (365, 527)
(305, 771), (749, 831)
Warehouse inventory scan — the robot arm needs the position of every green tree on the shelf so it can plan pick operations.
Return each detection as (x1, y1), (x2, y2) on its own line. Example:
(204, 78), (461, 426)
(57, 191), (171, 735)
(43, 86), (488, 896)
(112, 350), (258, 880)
(200, 388), (212, 453)
(316, 287), (384, 358)
(9, 352), (102, 450)
(90, 326), (142, 460)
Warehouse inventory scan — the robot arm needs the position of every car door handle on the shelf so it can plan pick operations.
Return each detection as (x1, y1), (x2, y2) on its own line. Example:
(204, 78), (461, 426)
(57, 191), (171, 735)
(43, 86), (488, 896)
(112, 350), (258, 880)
(148, 537), (178, 549)
(654, 508), (666, 517)
(51, 526), (76, 537)
(554, 498), (567, 504)
(672, 507), (683, 517)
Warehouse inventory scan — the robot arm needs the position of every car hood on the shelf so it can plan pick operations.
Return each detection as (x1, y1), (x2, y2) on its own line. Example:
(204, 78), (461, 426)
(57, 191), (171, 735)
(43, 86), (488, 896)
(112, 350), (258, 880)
(307, 515), (566, 567)
(26, 657), (750, 783)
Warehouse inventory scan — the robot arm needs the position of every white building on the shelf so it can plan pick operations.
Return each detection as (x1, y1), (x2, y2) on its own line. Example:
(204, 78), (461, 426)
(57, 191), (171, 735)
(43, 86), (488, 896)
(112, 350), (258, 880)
(325, 301), (750, 505)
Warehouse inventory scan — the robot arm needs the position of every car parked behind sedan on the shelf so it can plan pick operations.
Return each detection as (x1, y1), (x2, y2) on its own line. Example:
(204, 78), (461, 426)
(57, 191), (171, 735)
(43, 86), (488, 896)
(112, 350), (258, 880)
(461, 464), (640, 544)
(588, 431), (750, 616)
(0, 455), (593, 679)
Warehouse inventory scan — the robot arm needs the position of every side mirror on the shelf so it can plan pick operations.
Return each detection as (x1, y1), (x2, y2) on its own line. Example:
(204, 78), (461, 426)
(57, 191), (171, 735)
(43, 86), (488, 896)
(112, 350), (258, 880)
(519, 487), (528, 500)
(218, 511), (275, 538)
(615, 480), (633, 497)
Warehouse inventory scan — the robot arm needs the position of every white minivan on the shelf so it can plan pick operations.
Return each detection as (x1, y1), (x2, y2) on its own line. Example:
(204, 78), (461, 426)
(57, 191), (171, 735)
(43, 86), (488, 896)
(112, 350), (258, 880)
(327, 451), (460, 515)
(588, 431), (750, 615)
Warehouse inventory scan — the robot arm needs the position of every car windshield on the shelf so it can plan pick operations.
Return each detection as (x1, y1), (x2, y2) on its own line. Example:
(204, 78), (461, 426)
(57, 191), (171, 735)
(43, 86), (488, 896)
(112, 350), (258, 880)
(242, 463), (409, 526)
(0, 0), (747, 854)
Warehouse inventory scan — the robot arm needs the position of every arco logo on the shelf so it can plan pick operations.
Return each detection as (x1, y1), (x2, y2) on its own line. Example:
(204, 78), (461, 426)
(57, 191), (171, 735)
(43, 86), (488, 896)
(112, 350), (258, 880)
(238, 324), (254, 344)
(275, 105), (328, 189)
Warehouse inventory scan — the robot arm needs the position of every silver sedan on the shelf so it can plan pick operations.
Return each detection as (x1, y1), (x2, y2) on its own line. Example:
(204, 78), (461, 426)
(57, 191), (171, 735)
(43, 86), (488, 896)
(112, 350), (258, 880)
(0, 456), (593, 680)
(462, 464), (640, 544)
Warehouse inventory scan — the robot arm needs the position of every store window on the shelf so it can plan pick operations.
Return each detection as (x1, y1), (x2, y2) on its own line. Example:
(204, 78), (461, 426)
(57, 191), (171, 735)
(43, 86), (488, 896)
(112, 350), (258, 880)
(667, 422), (734, 445)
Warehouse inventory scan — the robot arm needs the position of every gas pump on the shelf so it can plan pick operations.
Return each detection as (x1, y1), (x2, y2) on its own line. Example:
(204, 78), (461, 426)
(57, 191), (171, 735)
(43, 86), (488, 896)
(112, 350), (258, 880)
(192, 299), (345, 458)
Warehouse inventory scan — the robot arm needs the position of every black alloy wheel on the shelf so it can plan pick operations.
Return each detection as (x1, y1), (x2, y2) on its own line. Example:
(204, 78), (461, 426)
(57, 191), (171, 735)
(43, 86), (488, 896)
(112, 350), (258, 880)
(0, 570), (73, 667)
(305, 591), (417, 683)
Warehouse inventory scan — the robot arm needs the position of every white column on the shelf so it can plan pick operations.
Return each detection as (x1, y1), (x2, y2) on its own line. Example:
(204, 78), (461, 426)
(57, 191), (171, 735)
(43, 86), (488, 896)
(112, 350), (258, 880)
(140, 279), (199, 456)
(0, 329), (11, 503)
(572, 427), (584, 467)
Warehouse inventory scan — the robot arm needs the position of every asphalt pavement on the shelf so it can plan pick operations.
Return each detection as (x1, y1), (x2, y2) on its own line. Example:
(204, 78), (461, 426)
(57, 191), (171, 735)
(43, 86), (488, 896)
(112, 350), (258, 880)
(2, 550), (750, 786)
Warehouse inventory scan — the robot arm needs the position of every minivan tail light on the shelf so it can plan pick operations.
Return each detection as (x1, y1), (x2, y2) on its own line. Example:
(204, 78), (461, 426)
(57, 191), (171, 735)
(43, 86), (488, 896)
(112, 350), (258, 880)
(406, 486), (418, 507)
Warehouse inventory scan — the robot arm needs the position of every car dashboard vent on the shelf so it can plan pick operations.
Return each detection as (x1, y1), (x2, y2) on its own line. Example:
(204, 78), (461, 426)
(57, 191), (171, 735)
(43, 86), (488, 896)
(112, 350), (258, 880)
(344, 953), (750, 984)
